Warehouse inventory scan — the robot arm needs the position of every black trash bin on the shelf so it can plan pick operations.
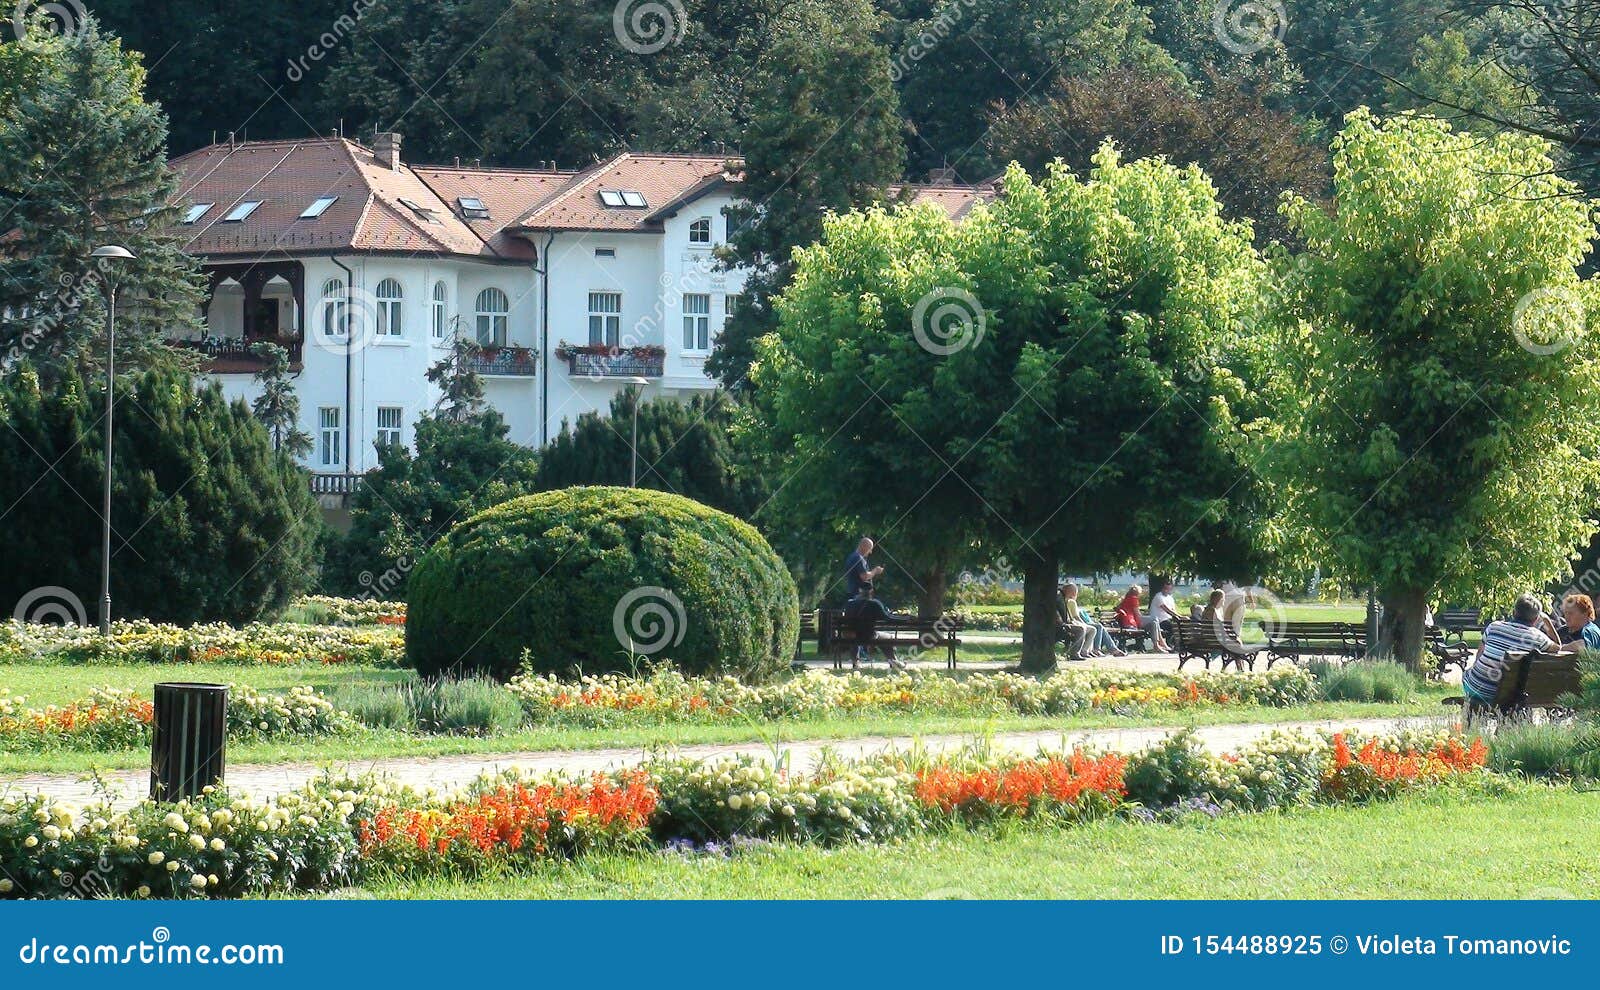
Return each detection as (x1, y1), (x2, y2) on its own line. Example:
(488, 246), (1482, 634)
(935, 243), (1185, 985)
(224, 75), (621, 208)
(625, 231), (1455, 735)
(150, 682), (228, 802)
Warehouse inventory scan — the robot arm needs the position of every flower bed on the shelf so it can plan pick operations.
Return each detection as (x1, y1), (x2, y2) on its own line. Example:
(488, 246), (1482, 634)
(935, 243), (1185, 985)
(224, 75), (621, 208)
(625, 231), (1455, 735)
(0, 725), (1492, 899)
(289, 596), (406, 626)
(0, 619), (403, 667)
(506, 666), (1318, 726)
(0, 685), (355, 750)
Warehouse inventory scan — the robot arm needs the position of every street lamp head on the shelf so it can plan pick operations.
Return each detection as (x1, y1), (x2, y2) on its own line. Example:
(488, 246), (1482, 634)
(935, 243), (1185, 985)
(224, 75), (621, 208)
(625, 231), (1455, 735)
(622, 376), (649, 387)
(89, 245), (136, 260)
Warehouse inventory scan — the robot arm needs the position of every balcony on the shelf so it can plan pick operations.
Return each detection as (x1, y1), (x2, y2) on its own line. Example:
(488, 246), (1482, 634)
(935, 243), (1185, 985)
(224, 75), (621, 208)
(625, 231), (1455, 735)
(464, 345), (538, 377)
(560, 344), (665, 379)
(309, 473), (364, 495)
(173, 336), (304, 374)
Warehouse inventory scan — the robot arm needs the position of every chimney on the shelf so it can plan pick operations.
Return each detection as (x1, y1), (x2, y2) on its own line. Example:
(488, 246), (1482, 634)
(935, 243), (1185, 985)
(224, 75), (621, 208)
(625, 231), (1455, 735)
(373, 132), (402, 170)
(928, 166), (959, 186)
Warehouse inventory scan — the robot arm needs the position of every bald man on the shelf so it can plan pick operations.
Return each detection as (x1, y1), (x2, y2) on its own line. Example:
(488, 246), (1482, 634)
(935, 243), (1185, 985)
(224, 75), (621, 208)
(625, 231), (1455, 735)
(844, 537), (884, 600)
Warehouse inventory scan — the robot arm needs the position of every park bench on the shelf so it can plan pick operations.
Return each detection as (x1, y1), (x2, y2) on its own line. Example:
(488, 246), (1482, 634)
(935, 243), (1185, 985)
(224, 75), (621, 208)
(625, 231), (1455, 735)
(1260, 621), (1364, 668)
(1096, 609), (1151, 652)
(1437, 608), (1483, 645)
(817, 607), (963, 671)
(793, 610), (820, 669)
(1426, 627), (1472, 679)
(1444, 650), (1582, 724)
(1172, 618), (1264, 672)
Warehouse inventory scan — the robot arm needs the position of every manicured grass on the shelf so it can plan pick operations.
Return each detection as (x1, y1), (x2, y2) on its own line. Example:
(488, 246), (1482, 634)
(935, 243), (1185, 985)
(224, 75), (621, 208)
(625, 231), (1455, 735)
(0, 660), (1455, 774)
(353, 785), (1600, 900)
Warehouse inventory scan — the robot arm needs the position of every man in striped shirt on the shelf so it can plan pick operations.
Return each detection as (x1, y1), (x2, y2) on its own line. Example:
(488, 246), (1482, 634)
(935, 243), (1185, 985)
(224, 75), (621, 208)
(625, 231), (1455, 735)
(1462, 594), (1581, 703)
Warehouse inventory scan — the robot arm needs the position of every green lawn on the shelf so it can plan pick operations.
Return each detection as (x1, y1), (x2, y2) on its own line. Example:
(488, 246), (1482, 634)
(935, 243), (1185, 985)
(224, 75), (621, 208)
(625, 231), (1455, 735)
(0, 660), (1456, 774)
(352, 785), (1599, 900)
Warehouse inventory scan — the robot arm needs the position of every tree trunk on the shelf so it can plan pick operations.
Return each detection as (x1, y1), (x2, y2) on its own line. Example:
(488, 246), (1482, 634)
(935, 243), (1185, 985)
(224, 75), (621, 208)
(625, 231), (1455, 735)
(1020, 551), (1060, 675)
(1377, 586), (1429, 672)
(916, 565), (948, 621)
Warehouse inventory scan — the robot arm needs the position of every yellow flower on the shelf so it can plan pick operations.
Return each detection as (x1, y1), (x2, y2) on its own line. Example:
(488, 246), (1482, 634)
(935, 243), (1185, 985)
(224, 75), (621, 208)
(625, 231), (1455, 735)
(147, 851), (164, 865)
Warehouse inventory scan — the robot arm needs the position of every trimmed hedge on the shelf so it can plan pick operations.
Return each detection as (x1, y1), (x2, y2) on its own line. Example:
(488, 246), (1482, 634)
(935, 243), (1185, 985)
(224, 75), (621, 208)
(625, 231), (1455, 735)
(406, 486), (798, 682)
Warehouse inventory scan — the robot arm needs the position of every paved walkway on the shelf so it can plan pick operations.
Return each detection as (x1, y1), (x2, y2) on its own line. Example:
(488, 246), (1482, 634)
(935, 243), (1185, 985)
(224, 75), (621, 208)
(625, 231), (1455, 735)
(4, 715), (1442, 810)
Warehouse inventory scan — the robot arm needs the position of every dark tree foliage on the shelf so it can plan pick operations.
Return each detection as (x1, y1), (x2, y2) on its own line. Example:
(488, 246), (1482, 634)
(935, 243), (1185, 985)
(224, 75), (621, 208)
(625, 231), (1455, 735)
(330, 411), (540, 598)
(0, 365), (320, 624)
(986, 69), (1330, 245)
(0, 16), (203, 381)
(537, 392), (766, 520)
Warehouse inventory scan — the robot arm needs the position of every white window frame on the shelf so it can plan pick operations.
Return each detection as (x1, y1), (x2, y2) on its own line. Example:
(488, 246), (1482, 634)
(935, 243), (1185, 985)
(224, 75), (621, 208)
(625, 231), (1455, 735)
(475, 287), (509, 347)
(375, 406), (403, 449)
(318, 407), (342, 467)
(300, 196), (338, 219)
(588, 291), (621, 347)
(183, 203), (213, 224)
(682, 293), (710, 351)
(431, 281), (447, 340)
(375, 278), (403, 336)
(223, 200), (262, 222)
(321, 278), (347, 337)
(688, 217), (712, 245)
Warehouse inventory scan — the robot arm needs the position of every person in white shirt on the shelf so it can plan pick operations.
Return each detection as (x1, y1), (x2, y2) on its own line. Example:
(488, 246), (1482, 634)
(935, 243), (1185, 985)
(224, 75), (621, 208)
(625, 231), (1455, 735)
(1143, 579), (1178, 652)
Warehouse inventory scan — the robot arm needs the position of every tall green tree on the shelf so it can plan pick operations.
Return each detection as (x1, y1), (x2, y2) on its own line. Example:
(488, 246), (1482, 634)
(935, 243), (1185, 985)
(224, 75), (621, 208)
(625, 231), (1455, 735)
(250, 342), (313, 457)
(0, 16), (202, 379)
(1274, 111), (1600, 669)
(537, 392), (766, 519)
(0, 364), (320, 623)
(754, 150), (1279, 656)
(709, 0), (905, 390)
(332, 411), (540, 598)
(426, 335), (486, 422)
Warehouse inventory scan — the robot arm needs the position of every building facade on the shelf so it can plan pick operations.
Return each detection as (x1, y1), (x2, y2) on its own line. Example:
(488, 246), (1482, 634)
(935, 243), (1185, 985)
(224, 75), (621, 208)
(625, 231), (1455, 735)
(169, 133), (991, 509)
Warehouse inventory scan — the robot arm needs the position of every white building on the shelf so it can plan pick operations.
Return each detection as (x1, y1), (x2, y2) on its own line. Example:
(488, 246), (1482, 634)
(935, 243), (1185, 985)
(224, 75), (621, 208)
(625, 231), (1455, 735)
(169, 133), (991, 517)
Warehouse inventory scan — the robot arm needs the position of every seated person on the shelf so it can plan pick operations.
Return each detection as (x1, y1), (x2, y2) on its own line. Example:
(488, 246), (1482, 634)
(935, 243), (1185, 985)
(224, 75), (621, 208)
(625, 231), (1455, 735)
(1059, 583), (1124, 659)
(1114, 587), (1142, 629)
(842, 583), (909, 672)
(1055, 585), (1090, 661)
(1557, 593), (1600, 650)
(1462, 594), (1582, 705)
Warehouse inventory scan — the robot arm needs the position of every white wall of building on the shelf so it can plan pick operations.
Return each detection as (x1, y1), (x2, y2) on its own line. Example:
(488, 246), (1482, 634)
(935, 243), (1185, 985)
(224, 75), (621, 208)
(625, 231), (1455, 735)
(195, 200), (742, 477)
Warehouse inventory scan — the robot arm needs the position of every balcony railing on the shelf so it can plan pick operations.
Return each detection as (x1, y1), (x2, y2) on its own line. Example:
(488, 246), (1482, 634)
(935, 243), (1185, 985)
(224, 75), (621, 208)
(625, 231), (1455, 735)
(566, 352), (665, 378)
(173, 336), (303, 372)
(309, 473), (364, 495)
(464, 346), (538, 377)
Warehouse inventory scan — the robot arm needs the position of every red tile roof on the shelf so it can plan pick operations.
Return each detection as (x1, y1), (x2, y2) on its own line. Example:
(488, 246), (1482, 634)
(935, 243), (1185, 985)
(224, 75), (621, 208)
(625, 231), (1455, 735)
(165, 140), (996, 261)
(169, 138), (501, 260)
(514, 152), (741, 233)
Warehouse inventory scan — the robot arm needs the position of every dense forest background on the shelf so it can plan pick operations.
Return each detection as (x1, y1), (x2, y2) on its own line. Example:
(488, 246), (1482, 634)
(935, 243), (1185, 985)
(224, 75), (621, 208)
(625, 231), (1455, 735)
(86, 0), (1597, 197)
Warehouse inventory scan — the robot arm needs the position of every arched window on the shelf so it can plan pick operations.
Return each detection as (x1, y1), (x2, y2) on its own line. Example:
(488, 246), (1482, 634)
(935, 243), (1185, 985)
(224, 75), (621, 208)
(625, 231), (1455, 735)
(321, 278), (346, 336)
(375, 278), (403, 336)
(475, 287), (509, 346)
(689, 217), (711, 245)
(431, 281), (447, 340)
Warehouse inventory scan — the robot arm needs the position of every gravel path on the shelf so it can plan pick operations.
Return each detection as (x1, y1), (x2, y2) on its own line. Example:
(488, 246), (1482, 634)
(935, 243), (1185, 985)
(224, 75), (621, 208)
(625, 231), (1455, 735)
(3, 715), (1441, 810)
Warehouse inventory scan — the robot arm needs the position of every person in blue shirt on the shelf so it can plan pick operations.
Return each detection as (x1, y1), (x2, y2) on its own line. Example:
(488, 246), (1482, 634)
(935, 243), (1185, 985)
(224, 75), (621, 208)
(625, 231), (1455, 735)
(843, 537), (883, 599)
(1557, 593), (1600, 650)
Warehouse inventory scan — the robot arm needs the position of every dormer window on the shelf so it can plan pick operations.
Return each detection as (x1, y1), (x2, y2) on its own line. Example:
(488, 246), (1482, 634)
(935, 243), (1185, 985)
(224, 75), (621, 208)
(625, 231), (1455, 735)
(457, 196), (490, 219)
(300, 196), (338, 219)
(689, 217), (711, 244)
(222, 200), (262, 222)
(397, 197), (440, 223)
(183, 203), (213, 224)
(599, 189), (647, 208)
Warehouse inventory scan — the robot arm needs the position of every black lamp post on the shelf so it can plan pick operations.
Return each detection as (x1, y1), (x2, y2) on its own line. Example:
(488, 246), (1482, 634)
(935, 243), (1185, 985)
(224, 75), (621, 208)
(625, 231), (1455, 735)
(88, 245), (136, 636)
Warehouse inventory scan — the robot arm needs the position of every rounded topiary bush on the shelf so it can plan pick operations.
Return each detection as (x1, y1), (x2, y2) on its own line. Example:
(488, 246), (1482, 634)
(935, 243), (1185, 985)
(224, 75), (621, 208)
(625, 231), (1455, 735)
(406, 486), (798, 682)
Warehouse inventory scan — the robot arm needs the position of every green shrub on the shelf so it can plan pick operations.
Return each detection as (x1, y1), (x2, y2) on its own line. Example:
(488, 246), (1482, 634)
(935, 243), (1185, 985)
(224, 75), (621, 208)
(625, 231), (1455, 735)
(1308, 660), (1416, 703)
(327, 682), (415, 731)
(1122, 731), (1214, 809)
(410, 677), (524, 735)
(406, 487), (798, 682)
(1488, 722), (1600, 780)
